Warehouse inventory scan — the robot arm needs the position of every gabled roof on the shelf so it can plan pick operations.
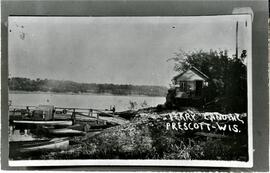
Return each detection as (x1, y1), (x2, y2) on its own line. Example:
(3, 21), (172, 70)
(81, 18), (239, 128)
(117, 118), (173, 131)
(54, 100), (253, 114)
(172, 66), (209, 81)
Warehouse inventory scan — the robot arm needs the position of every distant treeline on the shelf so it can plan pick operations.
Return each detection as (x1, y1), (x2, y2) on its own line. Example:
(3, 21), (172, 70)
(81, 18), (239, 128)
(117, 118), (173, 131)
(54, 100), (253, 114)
(8, 77), (168, 97)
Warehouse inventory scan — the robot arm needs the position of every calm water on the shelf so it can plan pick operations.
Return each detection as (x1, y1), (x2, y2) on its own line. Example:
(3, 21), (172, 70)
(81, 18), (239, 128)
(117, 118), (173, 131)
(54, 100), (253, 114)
(9, 93), (166, 112)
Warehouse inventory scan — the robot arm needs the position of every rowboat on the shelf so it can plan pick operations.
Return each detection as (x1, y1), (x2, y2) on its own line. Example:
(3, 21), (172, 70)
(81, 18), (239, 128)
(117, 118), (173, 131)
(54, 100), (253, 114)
(12, 120), (73, 126)
(10, 138), (69, 153)
(47, 128), (86, 136)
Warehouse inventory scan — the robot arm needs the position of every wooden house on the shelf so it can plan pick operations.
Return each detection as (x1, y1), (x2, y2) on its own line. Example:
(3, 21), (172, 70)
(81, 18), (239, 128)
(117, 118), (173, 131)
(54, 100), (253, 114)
(166, 67), (209, 107)
(171, 66), (209, 98)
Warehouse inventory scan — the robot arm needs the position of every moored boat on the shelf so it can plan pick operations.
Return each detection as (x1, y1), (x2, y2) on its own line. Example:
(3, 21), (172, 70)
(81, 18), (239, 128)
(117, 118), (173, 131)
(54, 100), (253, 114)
(10, 138), (69, 153)
(47, 128), (86, 136)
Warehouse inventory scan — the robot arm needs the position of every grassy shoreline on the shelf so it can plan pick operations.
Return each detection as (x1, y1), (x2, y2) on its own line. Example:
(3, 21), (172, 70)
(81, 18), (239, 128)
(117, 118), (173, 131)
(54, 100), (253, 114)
(37, 108), (248, 161)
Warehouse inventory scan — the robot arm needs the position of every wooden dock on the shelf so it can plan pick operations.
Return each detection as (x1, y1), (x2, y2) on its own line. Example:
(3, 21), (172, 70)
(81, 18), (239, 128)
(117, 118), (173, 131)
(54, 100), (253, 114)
(9, 105), (129, 126)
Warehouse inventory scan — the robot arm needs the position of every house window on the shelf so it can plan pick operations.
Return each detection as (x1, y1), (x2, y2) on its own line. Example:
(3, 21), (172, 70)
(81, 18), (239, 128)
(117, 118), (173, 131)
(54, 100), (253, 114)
(179, 81), (187, 91)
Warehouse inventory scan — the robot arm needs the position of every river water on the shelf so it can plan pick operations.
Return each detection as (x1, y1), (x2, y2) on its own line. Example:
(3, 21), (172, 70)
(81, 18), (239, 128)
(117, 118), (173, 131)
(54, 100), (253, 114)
(9, 92), (166, 112)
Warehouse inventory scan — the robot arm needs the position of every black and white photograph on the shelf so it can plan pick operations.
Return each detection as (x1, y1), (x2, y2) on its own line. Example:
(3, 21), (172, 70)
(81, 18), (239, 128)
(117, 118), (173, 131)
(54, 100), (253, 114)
(8, 15), (252, 167)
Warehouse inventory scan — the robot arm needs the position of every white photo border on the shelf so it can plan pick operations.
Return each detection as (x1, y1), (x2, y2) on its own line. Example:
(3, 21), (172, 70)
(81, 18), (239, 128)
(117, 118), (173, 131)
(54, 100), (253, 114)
(8, 14), (253, 168)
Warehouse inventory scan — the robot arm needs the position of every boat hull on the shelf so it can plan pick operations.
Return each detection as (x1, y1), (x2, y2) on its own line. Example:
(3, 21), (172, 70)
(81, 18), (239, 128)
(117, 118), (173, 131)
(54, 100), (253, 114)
(10, 138), (69, 153)
(48, 128), (86, 136)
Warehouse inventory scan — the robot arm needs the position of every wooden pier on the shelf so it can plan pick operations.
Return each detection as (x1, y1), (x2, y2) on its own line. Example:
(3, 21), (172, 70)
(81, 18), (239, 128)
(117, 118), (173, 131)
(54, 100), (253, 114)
(9, 105), (129, 126)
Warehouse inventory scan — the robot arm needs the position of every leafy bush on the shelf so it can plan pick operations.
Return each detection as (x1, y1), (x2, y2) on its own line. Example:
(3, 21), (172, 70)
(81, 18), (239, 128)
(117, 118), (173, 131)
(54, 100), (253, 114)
(168, 50), (247, 113)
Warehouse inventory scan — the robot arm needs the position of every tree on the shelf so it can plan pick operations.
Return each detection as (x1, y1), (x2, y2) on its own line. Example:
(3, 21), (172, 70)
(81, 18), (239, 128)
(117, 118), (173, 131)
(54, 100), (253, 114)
(168, 49), (247, 113)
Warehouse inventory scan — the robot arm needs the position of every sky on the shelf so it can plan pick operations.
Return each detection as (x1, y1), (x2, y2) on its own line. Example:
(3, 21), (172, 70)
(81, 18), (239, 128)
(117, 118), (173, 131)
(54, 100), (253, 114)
(8, 16), (251, 87)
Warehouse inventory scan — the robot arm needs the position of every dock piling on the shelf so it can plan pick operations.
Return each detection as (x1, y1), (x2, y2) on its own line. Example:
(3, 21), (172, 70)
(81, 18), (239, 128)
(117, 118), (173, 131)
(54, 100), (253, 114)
(72, 108), (76, 124)
(97, 112), (99, 124)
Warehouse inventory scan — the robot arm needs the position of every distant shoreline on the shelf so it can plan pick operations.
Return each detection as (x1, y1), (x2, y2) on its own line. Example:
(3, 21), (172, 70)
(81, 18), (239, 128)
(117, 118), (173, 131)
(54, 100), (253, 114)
(9, 90), (166, 98)
(9, 77), (168, 98)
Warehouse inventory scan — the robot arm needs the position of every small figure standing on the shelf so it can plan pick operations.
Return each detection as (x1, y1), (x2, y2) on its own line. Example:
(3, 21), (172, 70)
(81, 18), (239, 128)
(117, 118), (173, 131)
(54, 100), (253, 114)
(112, 105), (116, 113)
